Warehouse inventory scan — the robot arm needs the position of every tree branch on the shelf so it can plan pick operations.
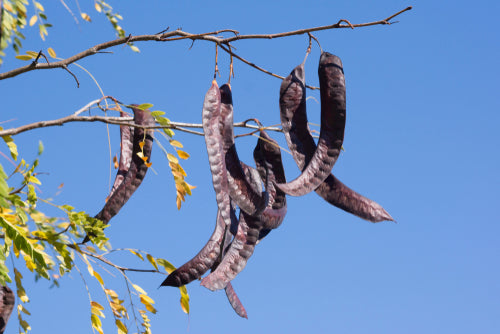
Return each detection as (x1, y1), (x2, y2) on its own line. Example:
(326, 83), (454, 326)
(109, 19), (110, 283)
(0, 6), (412, 81)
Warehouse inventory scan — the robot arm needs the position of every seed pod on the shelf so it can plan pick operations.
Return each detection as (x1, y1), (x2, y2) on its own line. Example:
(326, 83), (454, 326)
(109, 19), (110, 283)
(253, 130), (287, 235)
(160, 209), (231, 287)
(0, 286), (14, 334)
(109, 111), (134, 199)
(202, 80), (232, 227)
(276, 52), (345, 196)
(83, 106), (155, 243)
(278, 60), (393, 222)
(224, 282), (248, 319)
(200, 209), (262, 291)
(219, 84), (269, 216)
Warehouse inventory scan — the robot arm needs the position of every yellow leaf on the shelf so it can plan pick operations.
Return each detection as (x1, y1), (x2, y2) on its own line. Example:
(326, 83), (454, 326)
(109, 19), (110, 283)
(167, 153), (178, 164)
(169, 140), (183, 148)
(139, 141), (145, 149)
(29, 15), (38, 26)
(91, 314), (102, 330)
(115, 319), (128, 334)
(81, 12), (91, 22)
(180, 295), (190, 314)
(87, 264), (94, 277)
(132, 284), (147, 295)
(34, 2), (44, 11)
(145, 162), (152, 168)
(140, 294), (155, 305)
(129, 45), (140, 53)
(26, 51), (39, 57)
(141, 156), (148, 162)
(91, 301), (104, 311)
(95, 3), (102, 12)
(4, 3), (14, 12)
(129, 249), (144, 261)
(176, 197), (181, 210)
(146, 254), (158, 271)
(15, 55), (33, 61)
(105, 289), (118, 299)
(145, 303), (157, 314)
(47, 47), (57, 58)
(94, 271), (104, 285)
(177, 150), (190, 159)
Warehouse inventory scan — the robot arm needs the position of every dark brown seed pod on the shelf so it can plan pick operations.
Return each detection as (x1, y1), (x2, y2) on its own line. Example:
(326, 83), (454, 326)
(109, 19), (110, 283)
(109, 111), (134, 199)
(224, 282), (248, 319)
(202, 80), (233, 227)
(278, 61), (393, 222)
(276, 52), (345, 196)
(200, 209), (262, 291)
(160, 209), (229, 287)
(83, 106), (155, 243)
(219, 84), (269, 216)
(0, 286), (14, 334)
(253, 130), (287, 234)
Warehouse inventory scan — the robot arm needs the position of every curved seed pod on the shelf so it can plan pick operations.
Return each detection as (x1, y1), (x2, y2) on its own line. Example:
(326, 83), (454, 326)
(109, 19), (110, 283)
(160, 209), (229, 287)
(83, 106), (155, 243)
(109, 111), (134, 198)
(202, 80), (232, 227)
(276, 52), (346, 196)
(253, 130), (287, 233)
(224, 282), (248, 319)
(201, 210), (262, 291)
(219, 84), (268, 216)
(0, 286), (14, 334)
(95, 106), (155, 223)
(279, 61), (393, 222)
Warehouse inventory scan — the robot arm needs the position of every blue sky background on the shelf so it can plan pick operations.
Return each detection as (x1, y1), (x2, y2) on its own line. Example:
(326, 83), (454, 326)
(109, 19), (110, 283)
(1, 1), (499, 333)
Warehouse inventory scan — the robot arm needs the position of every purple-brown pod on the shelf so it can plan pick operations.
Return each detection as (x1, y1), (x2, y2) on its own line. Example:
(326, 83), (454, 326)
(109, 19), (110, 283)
(278, 61), (393, 222)
(109, 111), (134, 199)
(160, 209), (228, 287)
(202, 80), (232, 227)
(0, 286), (14, 334)
(276, 52), (345, 196)
(253, 130), (287, 235)
(224, 282), (248, 319)
(83, 106), (155, 243)
(200, 209), (262, 291)
(219, 84), (269, 216)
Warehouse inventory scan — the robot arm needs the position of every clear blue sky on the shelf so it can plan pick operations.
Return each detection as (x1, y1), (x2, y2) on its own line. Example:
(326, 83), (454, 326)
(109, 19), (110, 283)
(1, 1), (499, 333)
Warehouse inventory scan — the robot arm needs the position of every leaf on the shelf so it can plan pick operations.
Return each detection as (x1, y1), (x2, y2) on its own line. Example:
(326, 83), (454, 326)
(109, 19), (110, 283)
(169, 140), (183, 148)
(26, 51), (39, 57)
(177, 150), (190, 159)
(150, 111), (165, 117)
(95, 3), (102, 12)
(146, 254), (158, 271)
(34, 2), (44, 11)
(47, 47), (57, 58)
(94, 271), (104, 285)
(129, 249), (144, 261)
(137, 103), (153, 110)
(166, 153), (178, 164)
(29, 15), (38, 26)
(38, 140), (44, 155)
(180, 295), (190, 314)
(115, 319), (128, 334)
(91, 301), (104, 311)
(91, 314), (102, 330)
(156, 258), (176, 274)
(81, 12), (92, 22)
(129, 45), (140, 53)
(140, 294), (155, 305)
(15, 55), (33, 61)
(132, 284), (147, 295)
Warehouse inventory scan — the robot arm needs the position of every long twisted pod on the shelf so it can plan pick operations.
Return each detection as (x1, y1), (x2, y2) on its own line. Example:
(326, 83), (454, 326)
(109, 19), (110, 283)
(219, 84), (268, 215)
(276, 52), (345, 196)
(202, 80), (232, 227)
(109, 111), (134, 198)
(83, 106), (155, 242)
(0, 286), (14, 334)
(278, 60), (393, 222)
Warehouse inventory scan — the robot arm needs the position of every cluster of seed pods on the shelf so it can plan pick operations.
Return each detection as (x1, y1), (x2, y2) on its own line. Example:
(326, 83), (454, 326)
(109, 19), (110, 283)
(161, 51), (393, 318)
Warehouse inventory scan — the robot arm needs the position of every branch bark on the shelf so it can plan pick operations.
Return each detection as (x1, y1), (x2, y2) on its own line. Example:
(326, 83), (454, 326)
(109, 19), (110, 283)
(0, 6), (412, 81)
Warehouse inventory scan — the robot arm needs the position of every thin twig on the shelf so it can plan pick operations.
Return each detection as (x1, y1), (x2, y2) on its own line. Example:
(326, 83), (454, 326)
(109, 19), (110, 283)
(0, 7), (412, 81)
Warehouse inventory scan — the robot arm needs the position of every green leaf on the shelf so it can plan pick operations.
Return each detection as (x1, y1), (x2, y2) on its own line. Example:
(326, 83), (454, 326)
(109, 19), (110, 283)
(150, 110), (165, 117)
(1, 133), (18, 160)
(137, 103), (153, 110)
(38, 140), (44, 155)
